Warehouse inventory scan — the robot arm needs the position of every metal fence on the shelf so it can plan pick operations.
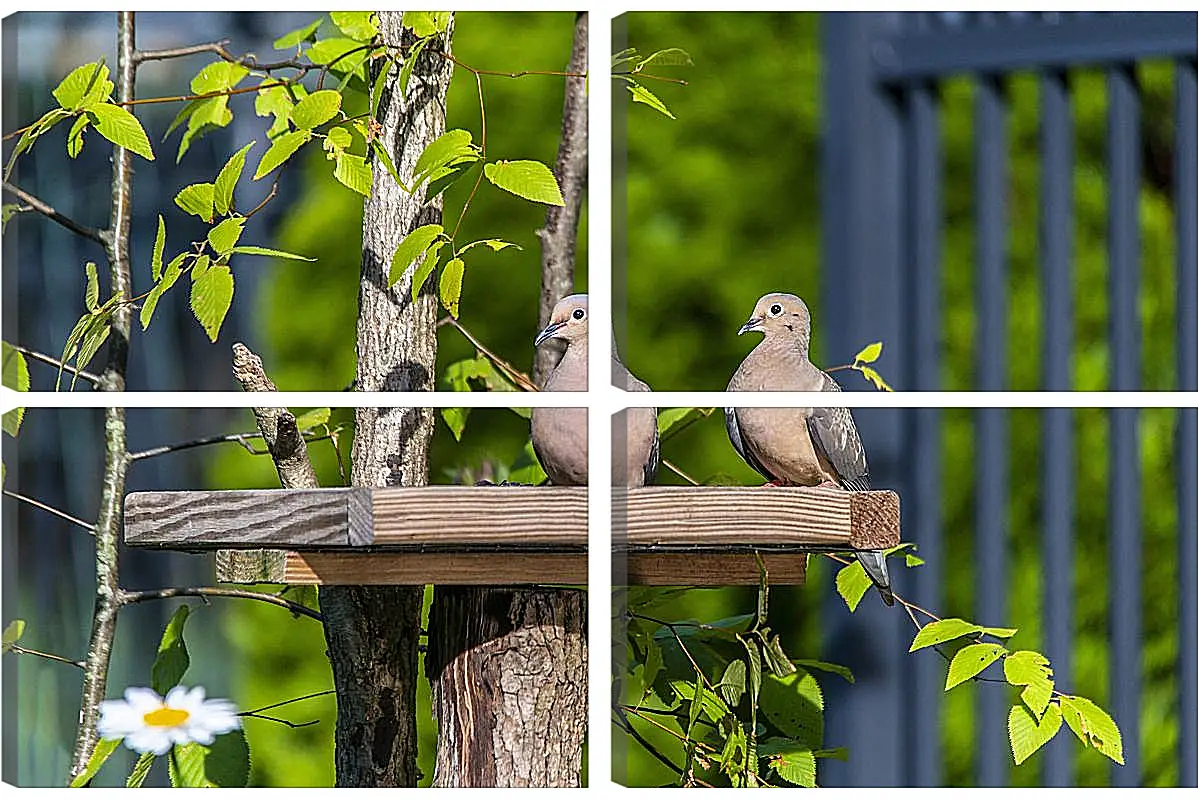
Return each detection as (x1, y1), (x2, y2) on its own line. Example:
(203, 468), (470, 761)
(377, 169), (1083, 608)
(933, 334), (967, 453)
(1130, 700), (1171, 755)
(819, 11), (1197, 787)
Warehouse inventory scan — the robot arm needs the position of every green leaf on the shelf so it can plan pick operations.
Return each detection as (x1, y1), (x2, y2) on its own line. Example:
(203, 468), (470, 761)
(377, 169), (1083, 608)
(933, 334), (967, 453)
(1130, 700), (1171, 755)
(141, 253), (188, 330)
(412, 129), (479, 188)
(273, 17), (323, 49)
(66, 114), (89, 158)
(254, 130), (310, 180)
(207, 217), (246, 256)
(254, 85), (294, 138)
(627, 81), (675, 119)
(635, 47), (694, 70)
(324, 125), (352, 154)
(191, 254), (211, 279)
(946, 643), (1007, 690)
(909, 618), (984, 652)
(169, 730), (250, 788)
(57, 309), (113, 390)
(176, 96), (233, 163)
(766, 746), (816, 787)
(369, 138), (407, 192)
(642, 638), (663, 690)
(331, 11), (378, 41)
(174, 182), (216, 222)
(441, 407), (469, 441)
(507, 439), (548, 485)
(763, 631), (796, 677)
(1022, 679), (1055, 721)
(293, 407), (331, 430)
(5, 108), (71, 180)
(834, 559), (871, 612)
(1003, 650), (1052, 687)
(760, 670), (823, 748)
(53, 61), (111, 110)
(719, 659), (746, 707)
(151, 215), (166, 280)
(403, 11), (451, 37)
(190, 62), (249, 95)
(793, 659), (854, 684)
(459, 238), (521, 254)
(228, 246), (315, 261)
(981, 626), (1019, 639)
(214, 141), (255, 216)
(307, 38), (369, 80)
(125, 751), (156, 788)
(69, 738), (121, 787)
(389, 223), (443, 289)
(688, 675), (705, 733)
(905, 552), (925, 567)
(1, 619), (26, 652)
(854, 341), (883, 364)
(150, 604), (191, 694)
(483, 159), (564, 206)
(2, 203), (22, 232)
(87, 103), (154, 161)
(397, 37), (429, 99)
(333, 152), (372, 196)
(858, 365), (894, 392)
(84, 261), (100, 312)
(292, 89), (342, 130)
(1009, 701), (1062, 765)
(438, 256), (464, 318)
(2, 342), (29, 437)
(1058, 696), (1123, 764)
(190, 264), (235, 342)
(814, 747), (850, 761)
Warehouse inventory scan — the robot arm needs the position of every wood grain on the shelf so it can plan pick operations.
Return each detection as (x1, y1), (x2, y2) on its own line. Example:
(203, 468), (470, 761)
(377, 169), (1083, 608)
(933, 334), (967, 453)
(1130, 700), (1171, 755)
(370, 486), (586, 546)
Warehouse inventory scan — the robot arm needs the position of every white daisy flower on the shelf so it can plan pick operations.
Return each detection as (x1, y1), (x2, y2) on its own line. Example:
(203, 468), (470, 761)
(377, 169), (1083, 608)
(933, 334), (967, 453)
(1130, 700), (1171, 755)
(98, 686), (241, 755)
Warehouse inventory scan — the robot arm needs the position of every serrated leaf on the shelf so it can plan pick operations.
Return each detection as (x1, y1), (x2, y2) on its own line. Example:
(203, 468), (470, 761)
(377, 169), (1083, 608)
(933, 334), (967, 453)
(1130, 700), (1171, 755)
(5, 108), (71, 180)
(293, 407), (330, 430)
(254, 130), (310, 180)
(191, 254), (211, 279)
(150, 604), (191, 694)
(331, 11), (378, 41)
(402, 11), (451, 37)
(307, 38), (368, 80)
(254, 85), (294, 138)
(66, 114), (89, 158)
(174, 182), (216, 222)
(946, 643), (1007, 690)
(397, 37), (429, 99)
(1009, 701), (1062, 765)
(1022, 679), (1055, 720)
(389, 224), (443, 289)
(793, 659), (854, 684)
(483, 159), (564, 206)
(909, 618), (983, 652)
(459, 238), (520, 254)
(84, 261), (100, 313)
(1, 343), (29, 437)
(273, 17), (323, 49)
(413, 129), (478, 188)
(767, 746), (816, 787)
(642, 638), (663, 690)
(141, 253), (188, 330)
(214, 141), (255, 216)
(69, 738), (121, 787)
(176, 96), (232, 163)
(627, 81), (675, 119)
(719, 659), (746, 707)
(151, 215), (166, 280)
(169, 730), (250, 788)
(87, 103), (154, 161)
(1, 619), (26, 652)
(333, 152), (371, 196)
(190, 62), (249, 95)
(229, 245), (315, 261)
(53, 61), (110, 110)
(441, 407), (469, 441)
(834, 559), (871, 612)
(206, 217), (245, 255)
(636, 47), (694, 70)
(1058, 696), (1123, 764)
(507, 439), (548, 485)
(760, 670), (823, 747)
(906, 553), (925, 567)
(438, 257), (464, 318)
(57, 309), (112, 390)
(190, 264), (235, 342)
(981, 626), (1019, 639)
(126, 751), (156, 788)
(859, 365), (894, 392)
(854, 341), (883, 364)
(324, 125), (352, 154)
(292, 89), (342, 130)
(1003, 650), (1052, 686)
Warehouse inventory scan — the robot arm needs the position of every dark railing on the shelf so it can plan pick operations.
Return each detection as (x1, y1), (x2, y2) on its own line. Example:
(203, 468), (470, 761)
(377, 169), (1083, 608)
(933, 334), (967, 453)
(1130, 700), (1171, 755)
(821, 11), (1197, 787)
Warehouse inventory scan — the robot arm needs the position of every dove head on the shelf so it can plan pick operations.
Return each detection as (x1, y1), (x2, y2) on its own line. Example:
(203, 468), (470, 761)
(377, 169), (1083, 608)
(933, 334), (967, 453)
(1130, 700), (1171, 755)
(535, 294), (588, 349)
(738, 293), (812, 353)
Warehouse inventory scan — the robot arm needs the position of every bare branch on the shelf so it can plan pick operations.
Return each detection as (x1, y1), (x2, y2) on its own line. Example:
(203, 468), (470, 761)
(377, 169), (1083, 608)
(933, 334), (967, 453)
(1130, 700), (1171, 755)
(127, 431), (264, 461)
(438, 315), (539, 392)
(239, 688), (336, 716)
(2, 181), (105, 245)
(119, 587), (323, 623)
(3, 489), (96, 533)
(8, 644), (86, 669)
(9, 344), (102, 385)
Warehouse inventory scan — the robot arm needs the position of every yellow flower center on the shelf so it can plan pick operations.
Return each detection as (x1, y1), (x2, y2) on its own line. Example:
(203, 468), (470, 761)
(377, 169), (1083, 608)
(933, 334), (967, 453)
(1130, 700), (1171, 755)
(143, 706), (190, 727)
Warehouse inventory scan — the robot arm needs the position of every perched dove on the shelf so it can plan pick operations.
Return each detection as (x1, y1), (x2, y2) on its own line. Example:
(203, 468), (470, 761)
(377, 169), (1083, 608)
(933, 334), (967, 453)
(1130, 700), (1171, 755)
(725, 292), (893, 606)
(531, 294), (659, 487)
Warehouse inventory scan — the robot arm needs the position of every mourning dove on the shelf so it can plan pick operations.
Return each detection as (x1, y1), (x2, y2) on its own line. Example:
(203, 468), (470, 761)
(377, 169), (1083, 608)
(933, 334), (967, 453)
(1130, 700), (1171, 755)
(531, 294), (659, 487)
(726, 292), (893, 605)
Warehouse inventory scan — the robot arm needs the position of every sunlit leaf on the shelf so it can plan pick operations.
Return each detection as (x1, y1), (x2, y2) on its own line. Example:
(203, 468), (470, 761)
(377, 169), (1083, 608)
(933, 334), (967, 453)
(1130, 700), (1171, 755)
(292, 89), (342, 130)
(389, 223), (443, 289)
(438, 256), (464, 318)
(53, 61), (111, 110)
(273, 17), (323, 49)
(190, 264), (235, 342)
(1009, 701), (1062, 765)
(87, 103), (155, 161)
(69, 738), (121, 787)
(483, 159), (564, 206)
(214, 141), (255, 216)
(834, 559), (871, 613)
(909, 618), (983, 652)
(946, 643), (1007, 690)
(853, 341), (883, 364)
(169, 730), (250, 788)
(150, 604), (191, 694)
(254, 130), (310, 180)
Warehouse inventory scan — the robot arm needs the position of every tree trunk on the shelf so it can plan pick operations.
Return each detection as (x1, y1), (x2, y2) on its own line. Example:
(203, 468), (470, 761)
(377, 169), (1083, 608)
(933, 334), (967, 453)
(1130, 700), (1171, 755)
(426, 588), (587, 786)
(319, 10), (453, 787)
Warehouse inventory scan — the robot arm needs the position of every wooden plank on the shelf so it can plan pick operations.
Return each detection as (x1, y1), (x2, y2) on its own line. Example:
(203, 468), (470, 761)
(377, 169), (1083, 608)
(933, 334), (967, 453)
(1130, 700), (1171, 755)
(370, 486), (586, 546)
(622, 553), (807, 586)
(616, 487), (899, 551)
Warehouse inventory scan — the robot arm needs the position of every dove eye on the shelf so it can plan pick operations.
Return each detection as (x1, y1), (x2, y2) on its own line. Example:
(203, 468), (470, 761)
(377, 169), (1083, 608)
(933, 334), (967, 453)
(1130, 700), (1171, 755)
(572, 308), (586, 321)
(768, 303), (783, 317)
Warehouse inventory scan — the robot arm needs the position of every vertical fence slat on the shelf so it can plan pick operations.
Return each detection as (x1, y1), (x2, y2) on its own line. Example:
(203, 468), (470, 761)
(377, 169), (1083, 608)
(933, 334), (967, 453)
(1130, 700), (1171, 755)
(1176, 57), (1198, 788)
(1107, 63), (1142, 786)
(974, 73), (1009, 787)
(906, 80), (942, 787)
(1038, 67), (1076, 786)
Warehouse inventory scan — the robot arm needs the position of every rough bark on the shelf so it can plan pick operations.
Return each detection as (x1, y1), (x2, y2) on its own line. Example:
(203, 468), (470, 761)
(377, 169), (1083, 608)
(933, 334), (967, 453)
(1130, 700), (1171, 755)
(427, 13), (589, 787)
(68, 11), (135, 781)
(427, 588), (587, 786)
(533, 11), (589, 386)
(317, 10), (452, 787)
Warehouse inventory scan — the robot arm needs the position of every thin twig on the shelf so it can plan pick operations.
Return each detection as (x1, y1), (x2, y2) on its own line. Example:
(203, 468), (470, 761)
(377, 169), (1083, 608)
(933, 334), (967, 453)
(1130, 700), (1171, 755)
(449, 70), (487, 242)
(8, 644), (86, 669)
(239, 712), (320, 729)
(437, 315), (538, 392)
(612, 71), (689, 86)
(614, 707), (684, 776)
(242, 177), (280, 220)
(3, 489), (96, 533)
(2, 181), (105, 244)
(436, 49), (587, 80)
(239, 688), (336, 716)
(127, 431), (265, 461)
(9, 344), (102, 384)
(662, 458), (700, 486)
(119, 587), (323, 622)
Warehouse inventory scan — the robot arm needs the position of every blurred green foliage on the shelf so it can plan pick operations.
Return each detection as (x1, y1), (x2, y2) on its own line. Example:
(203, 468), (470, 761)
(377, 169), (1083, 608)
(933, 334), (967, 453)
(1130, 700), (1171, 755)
(620, 11), (1184, 787)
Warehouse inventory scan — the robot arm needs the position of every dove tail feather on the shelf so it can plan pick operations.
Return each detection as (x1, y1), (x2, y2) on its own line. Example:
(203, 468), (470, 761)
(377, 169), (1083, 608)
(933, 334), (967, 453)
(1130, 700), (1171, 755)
(857, 550), (894, 606)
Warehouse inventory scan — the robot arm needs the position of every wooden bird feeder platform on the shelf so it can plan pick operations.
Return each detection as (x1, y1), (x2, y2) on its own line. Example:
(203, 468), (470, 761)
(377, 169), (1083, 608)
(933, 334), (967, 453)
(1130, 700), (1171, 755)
(123, 486), (899, 586)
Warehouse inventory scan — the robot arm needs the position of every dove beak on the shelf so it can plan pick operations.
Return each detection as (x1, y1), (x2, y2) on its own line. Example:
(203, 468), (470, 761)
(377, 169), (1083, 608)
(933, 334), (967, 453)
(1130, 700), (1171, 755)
(738, 317), (763, 336)
(535, 321), (566, 348)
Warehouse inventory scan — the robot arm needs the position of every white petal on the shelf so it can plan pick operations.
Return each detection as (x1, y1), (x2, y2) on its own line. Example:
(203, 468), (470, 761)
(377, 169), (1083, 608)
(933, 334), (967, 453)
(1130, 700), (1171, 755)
(123, 687), (163, 714)
(164, 685), (191, 709)
(125, 728), (173, 756)
(97, 700), (143, 739)
(168, 726), (195, 746)
(187, 727), (216, 746)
